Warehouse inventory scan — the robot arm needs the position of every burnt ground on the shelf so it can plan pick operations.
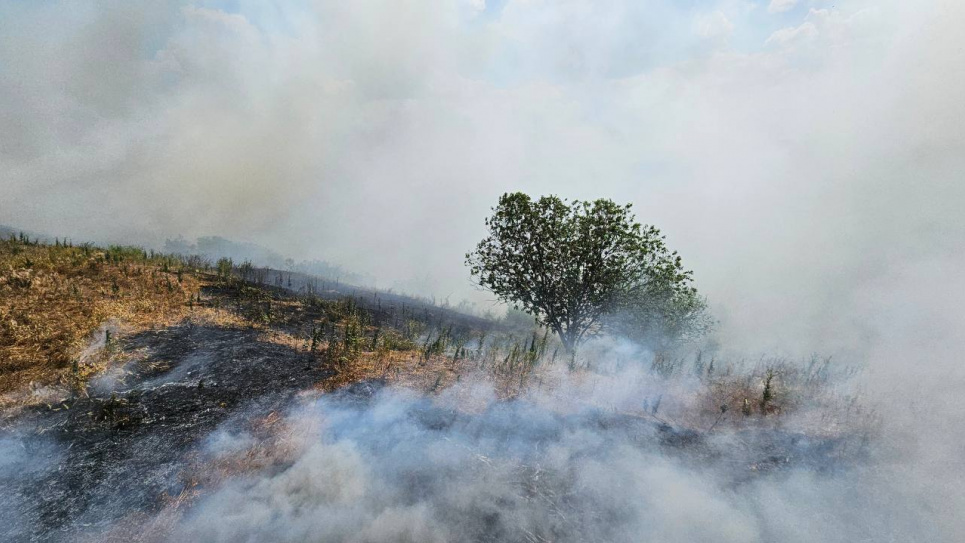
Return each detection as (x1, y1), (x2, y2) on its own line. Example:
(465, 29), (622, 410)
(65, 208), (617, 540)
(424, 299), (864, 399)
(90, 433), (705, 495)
(325, 379), (864, 488)
(240, 266), (508, 335)
(0, 323), (330, 543)
(0, 312), (867, 542)
(0, 270), (507, 543)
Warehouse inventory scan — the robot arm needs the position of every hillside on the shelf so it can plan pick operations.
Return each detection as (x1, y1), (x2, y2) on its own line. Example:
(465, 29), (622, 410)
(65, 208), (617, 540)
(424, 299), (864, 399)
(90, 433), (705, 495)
(0, 236), (875, 542)
(0, 237), (208, 398)
(0, 235), (507, 406)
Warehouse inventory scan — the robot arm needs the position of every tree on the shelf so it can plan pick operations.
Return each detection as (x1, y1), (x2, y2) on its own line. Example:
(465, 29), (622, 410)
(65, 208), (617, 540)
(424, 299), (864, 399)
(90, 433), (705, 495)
(605, 263), (713, 350)
(466, 192), (708, 351)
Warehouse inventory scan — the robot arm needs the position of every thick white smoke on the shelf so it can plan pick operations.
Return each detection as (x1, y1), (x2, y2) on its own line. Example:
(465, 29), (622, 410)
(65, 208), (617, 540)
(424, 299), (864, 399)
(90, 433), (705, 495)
(169, 375), (950, 543)
(2, 1), (962, 346)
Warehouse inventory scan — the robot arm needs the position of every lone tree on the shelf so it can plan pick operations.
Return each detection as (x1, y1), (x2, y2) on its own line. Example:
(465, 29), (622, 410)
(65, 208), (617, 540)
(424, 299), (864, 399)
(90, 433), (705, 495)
(466, 192), (709, 351)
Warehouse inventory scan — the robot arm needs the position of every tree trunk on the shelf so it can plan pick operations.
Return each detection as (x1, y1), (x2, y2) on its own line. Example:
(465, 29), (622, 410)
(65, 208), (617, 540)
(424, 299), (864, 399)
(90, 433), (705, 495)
(560, 329), (578, 354)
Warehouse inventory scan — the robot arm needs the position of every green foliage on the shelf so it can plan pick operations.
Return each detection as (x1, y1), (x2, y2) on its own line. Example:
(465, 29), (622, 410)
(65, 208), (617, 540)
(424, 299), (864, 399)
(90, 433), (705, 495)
(606, 266), (713, 350)
(761, 368), (776, 415)
(503, 307), (536, 329)
(402, 319), (427, 342)
(216, 257), (233, 282)
(467, 192), (709, 351)
(421, 326), (452, 361)
(106, 245), (148, 262)
(380, 329), (417, 351)
(321, 311), (365, 370)
(238, 260), (254, 281)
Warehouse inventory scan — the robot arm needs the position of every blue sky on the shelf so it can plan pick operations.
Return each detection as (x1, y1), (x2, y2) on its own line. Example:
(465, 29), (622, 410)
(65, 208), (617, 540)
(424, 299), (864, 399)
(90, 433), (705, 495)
(0, 0), (840, 80)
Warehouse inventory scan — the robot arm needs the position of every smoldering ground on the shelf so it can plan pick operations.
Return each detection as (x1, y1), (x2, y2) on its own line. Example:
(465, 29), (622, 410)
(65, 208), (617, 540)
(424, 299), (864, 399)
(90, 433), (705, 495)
(0, 275), (960, 543)
(1, 334), (951, 543)
(169, 369), (934, 543)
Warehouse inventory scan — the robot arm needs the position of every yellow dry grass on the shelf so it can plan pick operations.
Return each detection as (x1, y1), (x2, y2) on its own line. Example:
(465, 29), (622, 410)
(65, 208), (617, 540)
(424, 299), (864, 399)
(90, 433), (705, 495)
(317, 345), (546, 400)
(0, 240), (217, 396)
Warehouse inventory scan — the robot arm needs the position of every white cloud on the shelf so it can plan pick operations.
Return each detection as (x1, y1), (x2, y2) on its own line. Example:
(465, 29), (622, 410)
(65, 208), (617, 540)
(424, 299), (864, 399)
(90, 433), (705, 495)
(765, 21), (818, 46)
(694, 10), (735, 40)
(768, 0), (798, 14)
(765, 8), (873, 50)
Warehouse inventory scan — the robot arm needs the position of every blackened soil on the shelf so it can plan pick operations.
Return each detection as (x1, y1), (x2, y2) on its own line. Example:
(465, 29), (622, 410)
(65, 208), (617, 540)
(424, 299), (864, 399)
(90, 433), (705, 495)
(0, 323), (330, 543)
(0, 319), (867, 542)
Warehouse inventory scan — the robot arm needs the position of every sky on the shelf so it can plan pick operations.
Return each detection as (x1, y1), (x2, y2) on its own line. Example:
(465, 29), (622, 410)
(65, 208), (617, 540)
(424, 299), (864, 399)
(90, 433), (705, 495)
(1, 0), (963, 361)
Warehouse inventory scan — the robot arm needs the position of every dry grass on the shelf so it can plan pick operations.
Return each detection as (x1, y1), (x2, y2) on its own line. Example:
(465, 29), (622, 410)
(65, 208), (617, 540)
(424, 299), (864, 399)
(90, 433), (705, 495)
(0, 236), (480, 406)
(321, 336), (874, 437)
(0, 237), (869, 437)
(650, 353), (876, 434)
(0, 239), (219, 397)
(316, 326), (553, 399)
(0, 236), (484, 408)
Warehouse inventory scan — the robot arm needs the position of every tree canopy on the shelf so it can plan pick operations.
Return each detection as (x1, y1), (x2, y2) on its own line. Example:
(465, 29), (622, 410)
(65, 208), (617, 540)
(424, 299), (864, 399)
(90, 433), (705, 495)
(466, 192), (709, 351)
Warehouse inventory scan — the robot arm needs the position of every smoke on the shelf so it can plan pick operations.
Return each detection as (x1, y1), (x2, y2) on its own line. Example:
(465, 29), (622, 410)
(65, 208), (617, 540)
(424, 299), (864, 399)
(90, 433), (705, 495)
(2, 1), (962, 347)
(166, 375), (946, 543)
(2, 1), (964, 540)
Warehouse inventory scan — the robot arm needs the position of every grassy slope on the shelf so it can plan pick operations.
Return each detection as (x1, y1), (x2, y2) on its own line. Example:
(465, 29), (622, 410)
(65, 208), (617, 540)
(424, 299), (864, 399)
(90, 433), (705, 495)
(0, 239), (212, 396)
(0, 236), (871, 436)
(0, 237), (519, 407)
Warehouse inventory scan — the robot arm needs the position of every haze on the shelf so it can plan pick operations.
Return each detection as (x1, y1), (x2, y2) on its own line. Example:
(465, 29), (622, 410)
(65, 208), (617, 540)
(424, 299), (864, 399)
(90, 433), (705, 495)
(2, 0), (963, 359)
